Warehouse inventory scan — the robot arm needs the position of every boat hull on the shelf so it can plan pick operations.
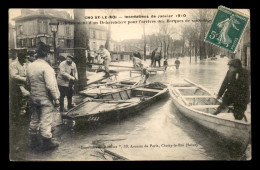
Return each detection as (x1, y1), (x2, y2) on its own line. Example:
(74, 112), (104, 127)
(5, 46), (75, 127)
(63, 89), (169, 128)
(169, 85), (250, 150)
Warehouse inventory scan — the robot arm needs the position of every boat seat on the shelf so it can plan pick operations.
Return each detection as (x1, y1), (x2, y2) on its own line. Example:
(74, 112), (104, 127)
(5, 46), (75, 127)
(190, 105), (219, 108)
(175, 87), (198, 89)
(134, 88), (161, 93)
(114, 83), (133, 87)
(183, 95), (214, 98)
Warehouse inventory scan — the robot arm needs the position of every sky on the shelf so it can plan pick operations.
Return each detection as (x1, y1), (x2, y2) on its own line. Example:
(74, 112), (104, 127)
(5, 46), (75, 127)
(9, 8), (250, 42)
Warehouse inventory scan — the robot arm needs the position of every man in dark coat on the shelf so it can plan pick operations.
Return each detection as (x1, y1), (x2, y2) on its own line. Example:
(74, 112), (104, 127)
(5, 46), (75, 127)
(133, 52), (142, 60)
(213, 59), (250, 120)
(150, 48), (157, 67)
(175, 57), (180, 69)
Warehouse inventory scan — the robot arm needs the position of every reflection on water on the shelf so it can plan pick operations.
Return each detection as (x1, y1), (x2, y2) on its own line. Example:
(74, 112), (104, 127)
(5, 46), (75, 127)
(26, 56), (250, 160)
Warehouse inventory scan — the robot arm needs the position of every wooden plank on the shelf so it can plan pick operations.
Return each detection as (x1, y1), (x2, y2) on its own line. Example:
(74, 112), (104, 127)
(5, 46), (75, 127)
(175, 87), (198, 89)
(183, 96), (214, 98)
(184, 79), (217, 99)
(113, 83), (133, 87)
(172, 88), (191, 106)
(134, 87), (161, 93)
(89, 99), (137, 103)
(190, 105), (220, 108)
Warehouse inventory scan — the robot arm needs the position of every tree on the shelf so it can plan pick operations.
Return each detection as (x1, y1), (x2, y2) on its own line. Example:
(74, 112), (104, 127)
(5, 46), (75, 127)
(182, 24), (199, 63)
(158, 23), (175, 59)
(138, 9), (150, 61)
(102, 9), (115, 51)
(189, 9), (216, 60)
(73, 9), (87, 91)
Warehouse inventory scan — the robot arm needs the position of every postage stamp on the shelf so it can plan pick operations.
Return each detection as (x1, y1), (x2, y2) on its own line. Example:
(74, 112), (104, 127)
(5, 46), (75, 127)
(205, 6), (249, 53)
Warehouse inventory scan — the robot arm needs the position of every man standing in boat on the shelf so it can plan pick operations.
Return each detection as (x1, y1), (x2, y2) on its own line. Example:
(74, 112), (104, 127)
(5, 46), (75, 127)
(133, 51), (143, 68)
(57, 55), (78, 112)
(98, 45), (111, 77)
(213, 59), (250, 120)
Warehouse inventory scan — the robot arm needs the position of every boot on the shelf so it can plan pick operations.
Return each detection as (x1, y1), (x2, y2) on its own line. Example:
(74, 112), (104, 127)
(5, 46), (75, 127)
(40, 137), (60, 151)
(59, 97), (65, 112)
(213, 107), (222, 115)
(67, 104), (75, 110)
(67, 97), (75, 110)
(28, 134), (41, 149)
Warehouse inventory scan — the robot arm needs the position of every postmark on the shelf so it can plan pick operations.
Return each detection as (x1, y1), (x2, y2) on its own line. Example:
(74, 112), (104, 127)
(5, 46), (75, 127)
(205, 6), (249, 53)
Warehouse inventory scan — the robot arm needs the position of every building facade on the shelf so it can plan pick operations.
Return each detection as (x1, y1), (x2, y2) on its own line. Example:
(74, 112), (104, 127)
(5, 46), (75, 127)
(121, 39), (150, 58)
(12, 9), (74, 64)
(88, 25), (107, 51)
(235, 24), (250, 70)
(9, 23), (16, 50)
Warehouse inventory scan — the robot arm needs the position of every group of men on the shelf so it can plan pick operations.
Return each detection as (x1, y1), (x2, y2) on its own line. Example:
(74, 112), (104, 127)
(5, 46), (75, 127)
(9, 41), (250, 153)
(9, 43), (79, 151)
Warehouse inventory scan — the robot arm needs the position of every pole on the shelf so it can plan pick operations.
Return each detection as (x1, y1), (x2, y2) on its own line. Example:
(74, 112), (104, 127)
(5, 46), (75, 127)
(74, 9), (87, 91)
(189, 40), (191, 64)
(53, 32), (57, 65)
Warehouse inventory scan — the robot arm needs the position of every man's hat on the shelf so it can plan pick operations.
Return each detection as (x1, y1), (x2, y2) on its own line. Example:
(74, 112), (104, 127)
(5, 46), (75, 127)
(37, 42), (50, 58)
(67, 55), (74, 60)
(16, 48), (27, 59)
(17, 51), (27, 59)
(228, 59), (242, 68)
(10, 49), (16, 54)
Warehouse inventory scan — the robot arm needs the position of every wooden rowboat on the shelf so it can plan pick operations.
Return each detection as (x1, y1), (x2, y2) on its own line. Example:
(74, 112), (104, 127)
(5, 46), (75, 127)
(169, 79), (250, 150)
(62, 82), (169, 127)
(79, 75), (144, 98)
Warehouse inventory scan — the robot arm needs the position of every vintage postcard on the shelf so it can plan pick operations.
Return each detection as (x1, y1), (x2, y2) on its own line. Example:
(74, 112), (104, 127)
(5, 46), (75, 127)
(9, 8), (251, 161)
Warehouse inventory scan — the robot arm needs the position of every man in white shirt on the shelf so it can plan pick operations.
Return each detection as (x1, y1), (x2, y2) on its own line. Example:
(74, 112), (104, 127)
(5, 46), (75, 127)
(27, 43), (60, 151)
(57, 55), (78, 112)
(98, 45), (111, 77)
(9, 51), (29, 116)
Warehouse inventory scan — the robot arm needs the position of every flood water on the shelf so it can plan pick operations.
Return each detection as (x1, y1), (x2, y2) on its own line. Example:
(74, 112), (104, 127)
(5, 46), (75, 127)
(22, 56), (251, 161)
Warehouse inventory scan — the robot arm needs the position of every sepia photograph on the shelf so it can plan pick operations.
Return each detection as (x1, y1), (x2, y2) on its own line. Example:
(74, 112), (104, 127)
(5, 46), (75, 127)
(8, 8), (251, 161)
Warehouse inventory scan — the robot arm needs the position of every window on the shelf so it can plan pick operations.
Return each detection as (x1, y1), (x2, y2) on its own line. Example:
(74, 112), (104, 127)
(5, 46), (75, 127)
(65, 26), (70, 35)
(58, 39), (65, 48)
(21, 39), (24, 47)
(93, 30), (96, 39)
(92, 42), (97, 51)
(25, 38), (29, 47)
(18, 25), (23, 35)
(38, 20), (47, 34)
(66, 39), (71, 48)
(102, 32), (107, 40)
(98, 31), (102, 39)
(40, 37), (47, 44)
(90, 30), (94, 38)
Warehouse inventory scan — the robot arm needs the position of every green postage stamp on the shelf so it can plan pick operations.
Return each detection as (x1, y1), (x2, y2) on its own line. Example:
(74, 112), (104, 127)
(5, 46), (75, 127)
(205, 6), (249, 53)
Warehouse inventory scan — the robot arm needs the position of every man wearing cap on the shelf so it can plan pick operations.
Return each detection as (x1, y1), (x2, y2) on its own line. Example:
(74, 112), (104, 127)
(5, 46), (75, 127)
(98, 45), (111, 77)
(9, 49), (17, 63)
(153, 47), (162, 67)
(57, 55), (78, 112)
(9, 50), (29, 116)
(213, 59), (250, 120)
(150, 48), (157, 67)
(27, 43), (60, 150)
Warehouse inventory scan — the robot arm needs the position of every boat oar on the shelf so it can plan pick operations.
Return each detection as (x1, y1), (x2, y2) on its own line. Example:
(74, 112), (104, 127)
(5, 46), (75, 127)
(90, 99), (135, 103)
(243, 115), (248, 122)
